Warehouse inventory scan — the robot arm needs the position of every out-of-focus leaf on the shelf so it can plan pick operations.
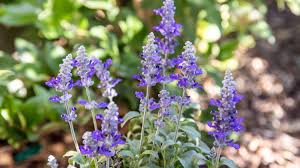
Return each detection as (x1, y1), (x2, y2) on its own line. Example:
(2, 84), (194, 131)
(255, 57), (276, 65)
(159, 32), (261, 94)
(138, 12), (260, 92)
(221, 157), (238, 168)
(142, 150), (159, 159)
(178, 150), (205, 168)
(38, 0), (80, 39)
(118, 150), (134, 158)
(217, 39), (239, 61)
(250, 20), (272, 39)
(180, 125), (201, 139)
(121, 111), (140, 127)
(0, 3), (39, 26)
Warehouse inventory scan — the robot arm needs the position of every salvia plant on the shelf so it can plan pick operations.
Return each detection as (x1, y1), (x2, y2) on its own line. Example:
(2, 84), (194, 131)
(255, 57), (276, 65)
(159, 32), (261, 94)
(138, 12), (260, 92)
(46, 0), (243, 168)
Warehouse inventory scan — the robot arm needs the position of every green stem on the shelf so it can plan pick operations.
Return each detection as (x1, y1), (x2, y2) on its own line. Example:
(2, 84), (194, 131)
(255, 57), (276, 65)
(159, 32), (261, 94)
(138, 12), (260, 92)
(85, 87), (98, 130)
(162, 53), (168, 90)
(106, 157), (110, 168)
(173, 89), (186, 141)
(139, 85), (150, 152)
(163, 149), (167, 168)
(94, 158), (99, 168)
(215, 147), (222, 168)
(64, 101), (80, 152)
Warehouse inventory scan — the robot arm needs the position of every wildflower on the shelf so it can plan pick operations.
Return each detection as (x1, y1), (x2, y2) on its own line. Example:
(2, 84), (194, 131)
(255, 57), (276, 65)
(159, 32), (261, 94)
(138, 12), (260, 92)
(133, 32), (162, 87)
(77, 99), (108, 110)
(154, 0), (182, 54)
(45, 54), (74, 103)
(47, 155), (58, 168)
(154, 90), (175, 128)
(61, 107), (77, 122)
(80, 59), (124, 158)
(176, 41), (203, 89)
(95, 59), (121, 99)
(74, 46), (94, 87)
(207, 70), (244, 149)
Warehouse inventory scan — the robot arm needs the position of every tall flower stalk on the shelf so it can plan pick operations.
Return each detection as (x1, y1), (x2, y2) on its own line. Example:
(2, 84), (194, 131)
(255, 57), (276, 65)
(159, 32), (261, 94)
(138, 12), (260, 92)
(153, 0), (182, 90)
(172, 41), (203, 141)
(207, 70), (243, 168)
(134, 32), (162, 152)
(79, 58), (124, 167)
(74, 46), (98, 130)
(45, 54), (80, 152)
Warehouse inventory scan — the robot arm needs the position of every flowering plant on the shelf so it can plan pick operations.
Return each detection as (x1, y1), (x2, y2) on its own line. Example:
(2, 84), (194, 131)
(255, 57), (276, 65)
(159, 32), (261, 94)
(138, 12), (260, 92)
(46, 0), (243, 168)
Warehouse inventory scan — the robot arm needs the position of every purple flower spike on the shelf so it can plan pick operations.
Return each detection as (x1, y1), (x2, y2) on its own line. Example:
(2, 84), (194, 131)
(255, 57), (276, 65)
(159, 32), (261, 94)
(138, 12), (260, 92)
(60, 107), (77, 122)
(176, 41), (203, 89)
(153, 0), (182, 54)
(134, 33), (162, 87)
(207, 70), (244, 149)
(75, 46), (94, 87)
(46, 54), (74, 93)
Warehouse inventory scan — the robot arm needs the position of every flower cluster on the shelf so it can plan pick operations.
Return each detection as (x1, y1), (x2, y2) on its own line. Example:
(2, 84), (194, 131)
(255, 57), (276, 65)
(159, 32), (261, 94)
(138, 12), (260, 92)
(95, 58), (121, 99)
(74, 46), (94, 87)
(45, 54), (74, 103)
(207, 70), (244, 149)
(155, 89), (174, 128)
(133, 32), (163, 87)
(80, 58), (124, 157)
(172, 41), (203, 89)
(154, 0), (182, 54)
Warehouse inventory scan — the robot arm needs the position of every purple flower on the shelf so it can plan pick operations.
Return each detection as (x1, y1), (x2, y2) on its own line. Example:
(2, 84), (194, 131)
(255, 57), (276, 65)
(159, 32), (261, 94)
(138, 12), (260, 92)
(148, 98), (160, 111)
(95, 114), (104, 120)
(80, 132), (98, 157)
(134, 33), (162, 87)
(153, 0), (182, 54)
(176, 41), (203, 89)
(49, 95), (61, 103)
(75, 46), (94, 87)
(95, 59), (120, 99)
(96, 101), (108, 108)
(45, 54), (74, 92)
(61, 107), (77, 122)
(154, 90), (176, 128)
(78, 99), (108, 110)
(207, 70), (244, 149)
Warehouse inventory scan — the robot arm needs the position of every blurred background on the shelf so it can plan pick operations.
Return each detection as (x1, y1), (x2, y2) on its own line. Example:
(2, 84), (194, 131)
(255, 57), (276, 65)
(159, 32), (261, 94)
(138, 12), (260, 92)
(0, 0), (299, 167)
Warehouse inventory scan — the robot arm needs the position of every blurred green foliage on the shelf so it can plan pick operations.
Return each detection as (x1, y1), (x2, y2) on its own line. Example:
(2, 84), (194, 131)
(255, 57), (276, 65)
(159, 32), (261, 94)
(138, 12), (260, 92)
(0, 0), (299, 148)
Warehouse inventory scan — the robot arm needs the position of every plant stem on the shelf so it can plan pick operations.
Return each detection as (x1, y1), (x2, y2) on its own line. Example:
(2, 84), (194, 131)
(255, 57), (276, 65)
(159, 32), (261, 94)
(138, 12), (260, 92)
(162, 53), (168, 90)
(173, 89), (186, 141)
(64, 102), (80, 152)
(94, 158), (99, 168)
(163, 149), (167, 168)
(215, 146), (222, 168)
(139, 85), (150, 152)
(106, 157), (110, 168)
(85, 87), (98, 130)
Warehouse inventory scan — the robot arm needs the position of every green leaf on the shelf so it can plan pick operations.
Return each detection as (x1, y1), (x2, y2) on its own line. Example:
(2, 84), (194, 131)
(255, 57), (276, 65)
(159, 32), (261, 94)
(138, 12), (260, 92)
(63, 151), (78, 157)
(0, 3), (39, 26)
(180, 125), (201, 139)
(221, 157), (238, 168)
(118, 150), (134, 158)
(218, 39), (239, 61)
(69, 153), (85, 165)
(142, 150), (159, 159)
(81, 0), (114, 10)
(121, 111), (140, 127)
(197, 140), (211, 154)
(162, 139), (176, 149)
(178, 150), (205, 168)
